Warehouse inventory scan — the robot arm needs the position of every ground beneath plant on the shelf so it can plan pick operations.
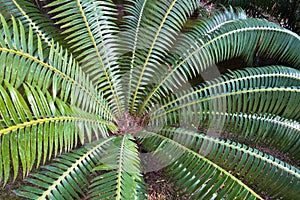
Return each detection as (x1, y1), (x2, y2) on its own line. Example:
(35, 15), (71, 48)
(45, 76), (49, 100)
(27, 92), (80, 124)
(0, 173), (23, 200)
(145, 170), (191, 200)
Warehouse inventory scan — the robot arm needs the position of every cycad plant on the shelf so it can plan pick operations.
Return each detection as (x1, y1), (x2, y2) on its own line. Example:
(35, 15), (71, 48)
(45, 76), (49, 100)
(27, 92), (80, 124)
(0, 0), (299, 199)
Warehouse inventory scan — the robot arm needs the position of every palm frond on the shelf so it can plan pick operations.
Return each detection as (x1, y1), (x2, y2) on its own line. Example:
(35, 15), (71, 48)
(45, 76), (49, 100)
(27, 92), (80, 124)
(139, 130), (265, 199)
(140, 128), (300, 199)
(154, 87), (300, 123)
(120, 0), (147, 109)
(136, 7), (247, 114)
(88, 134), (145, 200)
(184, 111), (300, 162)
(0, 82), (115, 186)
(46, 0), (123, 115)
(138, 18), (300, 114)
(14, 137), (114, 199)
(149, 65), (300, 124)
(0, 14), (113, 120)
(157, 128), (300, 199)
(0, 0), (67, 48)
(125, 0), (200, 113)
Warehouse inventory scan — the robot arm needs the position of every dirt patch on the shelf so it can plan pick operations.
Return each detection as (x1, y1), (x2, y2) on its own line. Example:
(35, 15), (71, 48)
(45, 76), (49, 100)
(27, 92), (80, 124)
(145, 170), (191, 200)
(0, 173), (23, 200)
(145, 170), (177, 200)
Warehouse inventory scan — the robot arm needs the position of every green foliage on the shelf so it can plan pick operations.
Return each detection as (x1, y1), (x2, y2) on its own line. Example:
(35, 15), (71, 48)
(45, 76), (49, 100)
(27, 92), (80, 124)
(0, 0), (299, 199)
(140, 128), (300, 199)
(88, 135), (145, 200)
(14, 138), (114, 199)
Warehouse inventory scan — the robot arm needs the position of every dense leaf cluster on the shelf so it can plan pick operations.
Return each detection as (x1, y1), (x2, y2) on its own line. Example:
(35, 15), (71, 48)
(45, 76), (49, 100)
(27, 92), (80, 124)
(0, 0), (299, 199)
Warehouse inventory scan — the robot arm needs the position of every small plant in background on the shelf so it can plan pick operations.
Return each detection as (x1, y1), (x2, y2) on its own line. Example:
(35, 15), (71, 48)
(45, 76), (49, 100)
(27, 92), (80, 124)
(0, 0), (299, 199)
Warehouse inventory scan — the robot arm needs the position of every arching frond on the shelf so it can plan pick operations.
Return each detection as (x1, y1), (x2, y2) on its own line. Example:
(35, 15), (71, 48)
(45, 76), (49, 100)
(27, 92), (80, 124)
(154, 87), (300, 121)
(46, 0), (124, 115)
(138, 19), (300, 114)
(147, 61), (300, 160)
(0, 82), (116, 186)
(120, 0), (147, 109)
(14, 138), (114, 199)
(0, 0), (66, 48)
(139, 130), (265, 199)
(182, 111), (300, 162)
(140, 128), (300, 199)
(88, 134), (145, 200)
(0, 15), (113, 120)
(125, 0), (200, 113)
(149, 66), (300, 124)
(133, 6), (246, 114)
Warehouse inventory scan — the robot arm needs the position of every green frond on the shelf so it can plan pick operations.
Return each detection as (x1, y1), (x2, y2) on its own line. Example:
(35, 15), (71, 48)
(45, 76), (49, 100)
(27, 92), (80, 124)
(88, 134), (144, 200)
(136, 7), (246, 114)
(120, 0), (147, 109)
(153, 128), (300, 199)
(0, 0), (66, 47)
(139, 130), (264, 199)
(138, 18), (300, 114)
(149, 65), (300, 124)
(0, 15), (113, 120)
(46, 0), (124, 115)
(14, 137), (114, 199)
(139, 128), (300, 199)
(183, 111), (300, 162)
(125, 0), (200, 113)
(0, 82), (115, 186)
(154, 86), (300, 122)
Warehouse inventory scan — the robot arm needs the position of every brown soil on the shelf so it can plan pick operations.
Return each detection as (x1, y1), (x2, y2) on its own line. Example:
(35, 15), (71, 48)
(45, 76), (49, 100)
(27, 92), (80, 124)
(0, 173), (23, 200)
(145, 170), (191, 200)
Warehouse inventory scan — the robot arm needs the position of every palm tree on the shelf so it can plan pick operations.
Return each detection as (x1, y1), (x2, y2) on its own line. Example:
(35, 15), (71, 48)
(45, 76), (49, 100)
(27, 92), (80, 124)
(0, 0), (299, 199)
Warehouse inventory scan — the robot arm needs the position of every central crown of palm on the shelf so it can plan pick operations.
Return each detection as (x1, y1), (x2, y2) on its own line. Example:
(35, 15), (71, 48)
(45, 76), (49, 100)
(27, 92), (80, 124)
(0, 0), (299, 199)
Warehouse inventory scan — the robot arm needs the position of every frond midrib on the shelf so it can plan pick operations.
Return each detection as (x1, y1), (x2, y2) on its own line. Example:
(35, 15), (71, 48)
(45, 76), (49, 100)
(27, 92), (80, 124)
(206, 111), (300, 132)
(75, 0), (122, 116)
(0, 116), (115, 136)
(11, 0), (52, 46)
(127, 0), (147, 101)
(116, 135), (126, 200)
